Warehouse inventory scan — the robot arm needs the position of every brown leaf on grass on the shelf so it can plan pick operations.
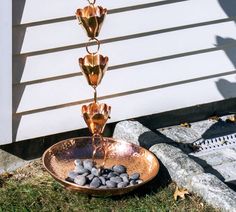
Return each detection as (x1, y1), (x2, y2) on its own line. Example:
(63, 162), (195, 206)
(180, 123), (191, 128)
(0, 172), (13, 188)
(208, 115), (220, 121)
(174, 186), (189, 201)
(0, 172), (13, 179)
(226, 115), (236, 123)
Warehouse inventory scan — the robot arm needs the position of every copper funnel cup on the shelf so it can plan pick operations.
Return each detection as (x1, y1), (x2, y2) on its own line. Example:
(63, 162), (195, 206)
(76, 5), (107, 38)
(82, 102), (111, 135)
(79, 54), (108, 88)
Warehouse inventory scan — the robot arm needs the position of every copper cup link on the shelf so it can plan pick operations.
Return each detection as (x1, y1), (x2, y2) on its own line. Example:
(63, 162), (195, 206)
(79, 53), (109, 88)
(82, 102), (111, 135)
(86, 38), (100, 55)
(76, 5), (107, 38)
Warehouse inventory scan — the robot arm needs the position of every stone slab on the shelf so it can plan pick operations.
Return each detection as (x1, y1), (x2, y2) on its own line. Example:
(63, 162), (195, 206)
(150, 144), (204, 188)
(158, 116), (236, 143)
(192, 116), (236, 139)
(159, 126), (200, 143)
(0, 149), (28, 173)
(114, 121), (204, 188)
(210, 161), (236, 182)
(190, 120), (216, 137)
(190, 173), (236, 212)
(113, 120), (236, 211)
(113, 121), (147, 146)
(113, 121), (172, 149)
(158, 115), (236, 190)
(190, 149), (236, 167)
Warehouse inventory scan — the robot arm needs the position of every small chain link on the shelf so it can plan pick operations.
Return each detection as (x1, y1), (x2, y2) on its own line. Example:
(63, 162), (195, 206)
(86, 38), (100, 55)
(87, 0), (96, 5)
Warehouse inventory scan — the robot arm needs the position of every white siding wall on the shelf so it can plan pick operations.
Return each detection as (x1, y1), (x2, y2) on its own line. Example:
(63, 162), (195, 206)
(0, 0), (12, 145)
(1, 0), (236, 143)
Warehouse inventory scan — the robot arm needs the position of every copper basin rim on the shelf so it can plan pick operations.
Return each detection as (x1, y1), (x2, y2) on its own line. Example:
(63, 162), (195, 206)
(42, 137), (160, 196)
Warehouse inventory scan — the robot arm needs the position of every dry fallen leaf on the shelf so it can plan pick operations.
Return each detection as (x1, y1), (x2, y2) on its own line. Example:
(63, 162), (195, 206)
(226, 115), (236, 123)
(189, 144), (201, 153)
(220, 140), (228, 145)
(180, 123), (191, 128)
(208, 115), (220, 121)
(174, 186), (189, 201)
(0, 172), (13, 179)
(0, 172), (13, 188)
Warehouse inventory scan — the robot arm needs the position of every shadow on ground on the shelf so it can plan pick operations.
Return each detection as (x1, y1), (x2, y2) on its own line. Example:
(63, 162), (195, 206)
(111, 160), (171, 200)
(138, 119), (236, 192)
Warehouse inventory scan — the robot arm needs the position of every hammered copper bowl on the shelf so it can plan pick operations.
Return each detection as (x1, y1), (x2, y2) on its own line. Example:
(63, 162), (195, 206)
(42, 137), (159, 196)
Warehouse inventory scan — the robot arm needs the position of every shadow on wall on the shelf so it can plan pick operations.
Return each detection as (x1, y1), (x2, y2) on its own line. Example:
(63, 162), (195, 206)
(12, 0), (26, 142)
(215, 0), (236, 100)
(218, 0), (236, 18)
(215, 36), (236, 99)
(11, 0), (188, 142)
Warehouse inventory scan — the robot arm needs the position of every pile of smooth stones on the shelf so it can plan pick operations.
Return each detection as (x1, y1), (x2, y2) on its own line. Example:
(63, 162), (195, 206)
(66, 159), (143, 189)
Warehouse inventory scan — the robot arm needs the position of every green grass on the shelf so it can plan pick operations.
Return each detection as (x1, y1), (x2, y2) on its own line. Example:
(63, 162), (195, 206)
(0, 161), (219, 212)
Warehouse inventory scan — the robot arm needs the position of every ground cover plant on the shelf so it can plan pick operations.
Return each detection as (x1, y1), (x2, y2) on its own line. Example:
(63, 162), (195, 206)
(0, 160), (219, 212)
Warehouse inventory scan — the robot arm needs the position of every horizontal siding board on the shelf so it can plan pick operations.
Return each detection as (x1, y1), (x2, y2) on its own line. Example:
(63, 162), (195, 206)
(14, 21), (236, 84)
(14, 0), (233, 55)
(15, 49), (236, 113)
(15, 74), (236, 141)
(102, 21), (236, 68)
(15, 0), (172, 25)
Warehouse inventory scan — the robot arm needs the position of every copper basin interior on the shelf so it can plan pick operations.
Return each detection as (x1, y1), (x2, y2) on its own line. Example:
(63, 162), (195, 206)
(42, 137), (160, 196)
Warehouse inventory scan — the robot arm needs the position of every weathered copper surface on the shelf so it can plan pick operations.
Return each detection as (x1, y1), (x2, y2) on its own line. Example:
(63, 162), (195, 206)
(42, 137), (160, 196)
(82, 102), (111, 135)
(79, 54), (108, 88)
(76, 5), (107, 38)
